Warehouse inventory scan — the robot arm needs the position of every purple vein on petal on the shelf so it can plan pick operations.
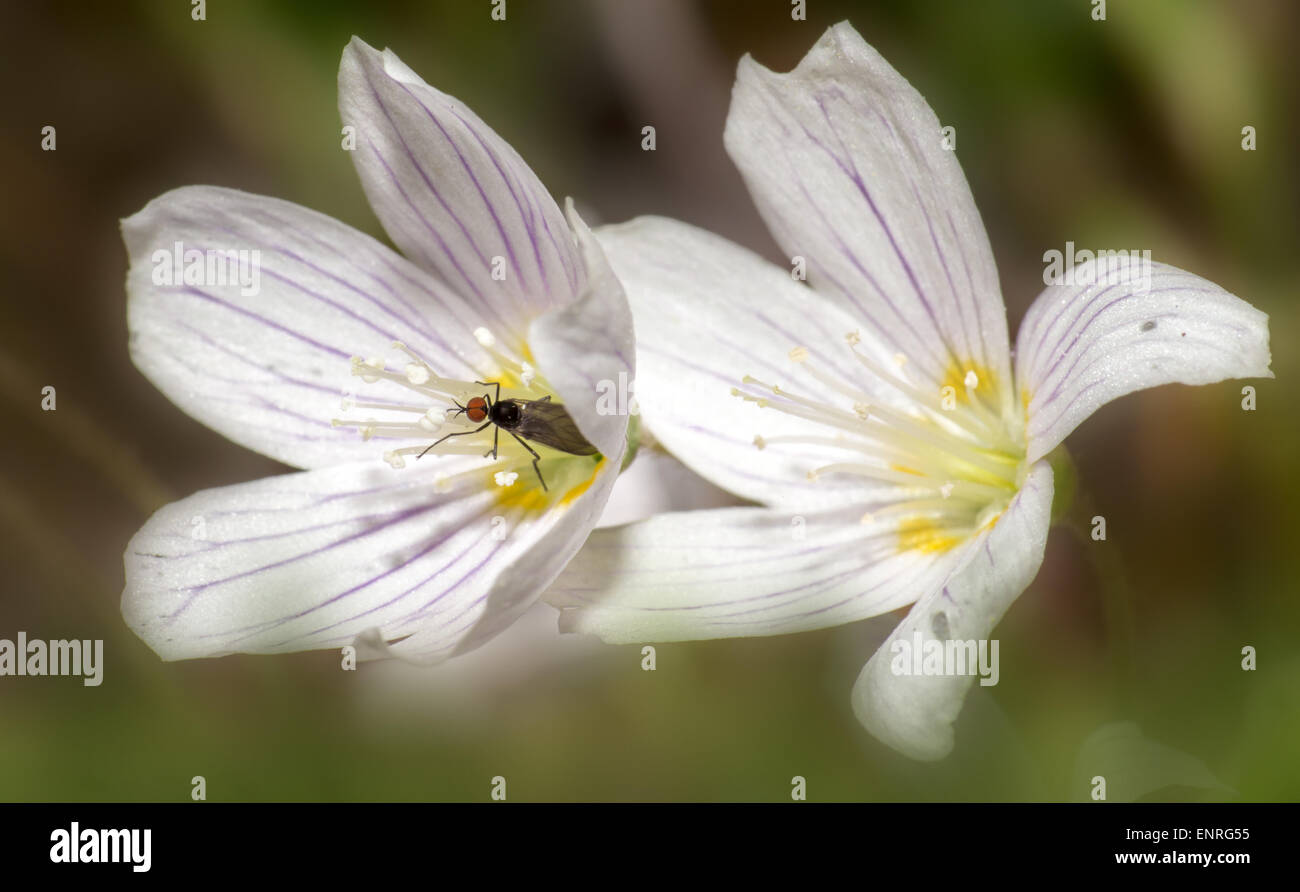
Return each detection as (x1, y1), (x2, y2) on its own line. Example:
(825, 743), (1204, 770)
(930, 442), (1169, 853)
(171, 286), (351, 359)
(254, 501), (504, 648)
(396, 81), (531, 302)
(165, 500), (448, 624)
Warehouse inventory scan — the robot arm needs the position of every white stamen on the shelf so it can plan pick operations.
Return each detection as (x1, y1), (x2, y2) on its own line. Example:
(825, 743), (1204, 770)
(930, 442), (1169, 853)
(333, 340), (558, 492)
(418, 409), (442, 432)
(351, 356), (385, 384)
(734, 338), (1027, 554)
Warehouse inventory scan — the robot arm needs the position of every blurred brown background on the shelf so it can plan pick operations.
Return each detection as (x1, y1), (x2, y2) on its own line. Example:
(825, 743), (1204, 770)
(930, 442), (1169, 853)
(0, 0), (1296, 800)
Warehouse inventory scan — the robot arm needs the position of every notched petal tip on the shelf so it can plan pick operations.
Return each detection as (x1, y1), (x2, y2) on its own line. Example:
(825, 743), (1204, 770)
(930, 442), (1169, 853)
(339, 34), (584, 320)
(724, 15), (1014, 402)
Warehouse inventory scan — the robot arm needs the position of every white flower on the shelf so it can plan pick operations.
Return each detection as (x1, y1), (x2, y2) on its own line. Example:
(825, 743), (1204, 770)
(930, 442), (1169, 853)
(546, 23), (1271, 760)
(120, 38), (633, 664)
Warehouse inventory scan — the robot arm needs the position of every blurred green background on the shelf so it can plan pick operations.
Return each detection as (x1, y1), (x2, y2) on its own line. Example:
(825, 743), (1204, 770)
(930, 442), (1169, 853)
(1, 0), (1296, 801)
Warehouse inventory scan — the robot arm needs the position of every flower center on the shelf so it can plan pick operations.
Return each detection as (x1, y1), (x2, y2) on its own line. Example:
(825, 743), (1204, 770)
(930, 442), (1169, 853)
(332, 327), (602, 506)
(735, 332), (1027, 553)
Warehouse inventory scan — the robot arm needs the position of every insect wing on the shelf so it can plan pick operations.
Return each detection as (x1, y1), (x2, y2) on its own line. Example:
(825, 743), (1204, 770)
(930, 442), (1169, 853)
(513, 399), (598, 455)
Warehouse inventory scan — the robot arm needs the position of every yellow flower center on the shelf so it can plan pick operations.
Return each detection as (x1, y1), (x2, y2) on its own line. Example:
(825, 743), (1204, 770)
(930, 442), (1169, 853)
(331, 328), (602, 512)
(736, 334), (1026, 554)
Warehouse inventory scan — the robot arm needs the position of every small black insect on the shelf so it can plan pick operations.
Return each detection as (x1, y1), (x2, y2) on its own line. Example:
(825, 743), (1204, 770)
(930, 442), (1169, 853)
(419, 381), (597, 491)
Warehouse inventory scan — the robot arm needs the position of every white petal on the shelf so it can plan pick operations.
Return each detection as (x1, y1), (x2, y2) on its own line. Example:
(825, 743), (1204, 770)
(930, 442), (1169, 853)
(339, 37), (582, 340)
(122, 185), (488, 469)
(1015, 258), (1272, 463)
(596, 215), (898, 511)
(595, 449), (747, 529)
(527, 202), (634, 460)
(725, 22), (1013, 404)
(122, 456), (617, 662)
(851, 460), (1054, 761)
(549, 500), (973, 643)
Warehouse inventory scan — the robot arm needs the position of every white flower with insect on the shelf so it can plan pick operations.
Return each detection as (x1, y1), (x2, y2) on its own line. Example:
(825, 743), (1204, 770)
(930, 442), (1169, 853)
(547, 22), (1272, 760)
(120, 37), (633, 664)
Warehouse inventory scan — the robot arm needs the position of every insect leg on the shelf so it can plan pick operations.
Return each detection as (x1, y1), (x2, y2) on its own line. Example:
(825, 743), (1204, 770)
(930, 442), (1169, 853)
(470, 387), (500, 460)
(507, 431), (547, 491)
(418, 421), (493, 459)
(477, 382), (503, 460)
(474, 380), (502, 404)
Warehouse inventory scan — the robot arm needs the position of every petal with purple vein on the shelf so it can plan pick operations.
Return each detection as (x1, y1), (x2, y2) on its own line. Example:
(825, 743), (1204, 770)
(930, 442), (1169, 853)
(548, 500), (973, 643)
(339, 37), (582, 342)
(596, 215), (903, 511)
(725, 21), (1012, 407)
(123, 455), (615, 662)
(528, 202), (634, 460)
(851, 459), (1054, 761)
(1014, 258), (1272, 463)
(122, 185), (492, 469)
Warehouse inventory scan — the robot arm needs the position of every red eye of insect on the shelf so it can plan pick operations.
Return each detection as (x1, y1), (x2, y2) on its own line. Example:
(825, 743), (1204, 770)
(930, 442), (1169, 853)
(465, 396), (488, 423)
